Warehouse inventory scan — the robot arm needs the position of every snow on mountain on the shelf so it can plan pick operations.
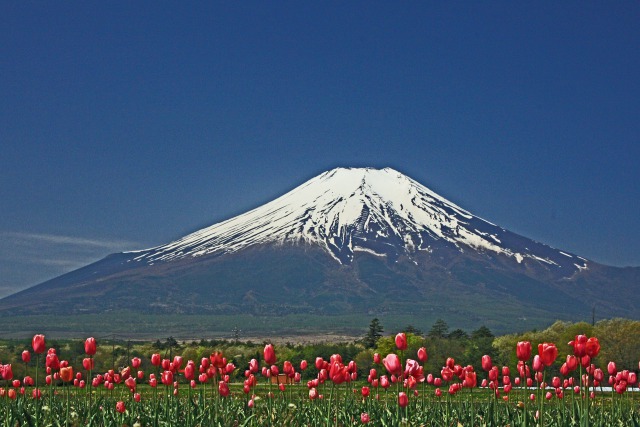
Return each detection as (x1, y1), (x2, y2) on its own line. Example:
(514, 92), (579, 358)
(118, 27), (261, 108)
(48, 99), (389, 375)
(129, 167), (587, 273)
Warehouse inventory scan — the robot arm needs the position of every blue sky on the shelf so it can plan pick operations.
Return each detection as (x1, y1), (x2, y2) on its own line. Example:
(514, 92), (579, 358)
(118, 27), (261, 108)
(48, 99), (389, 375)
(1, 2), (639, 297)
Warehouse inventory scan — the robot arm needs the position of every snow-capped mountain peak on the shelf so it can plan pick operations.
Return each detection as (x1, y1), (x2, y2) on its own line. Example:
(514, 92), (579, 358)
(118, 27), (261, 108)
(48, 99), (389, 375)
(130, 167), (587, 273)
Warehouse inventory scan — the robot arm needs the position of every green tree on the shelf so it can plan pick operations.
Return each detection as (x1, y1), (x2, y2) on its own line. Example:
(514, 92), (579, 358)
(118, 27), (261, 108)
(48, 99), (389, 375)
(471, 326), (494, 339)
(404, 325), (424, 336)
(447, 329), (469, 340)
(428, 319), (449, 339)
(363, 318), (384, 349)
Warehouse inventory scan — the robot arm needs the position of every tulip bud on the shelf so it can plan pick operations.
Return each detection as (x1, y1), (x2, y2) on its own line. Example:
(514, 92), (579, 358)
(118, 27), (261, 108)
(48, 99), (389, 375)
(151, 354), (161, 367)
(398, 391), (408, 407)
(481, 355), (492, 371)
(32, 335), (46, 354)
(263, 344), (276, 365)
(84, 337), (97, 356)
(395, 333), (407, 351)
(417, 347), (428, 363)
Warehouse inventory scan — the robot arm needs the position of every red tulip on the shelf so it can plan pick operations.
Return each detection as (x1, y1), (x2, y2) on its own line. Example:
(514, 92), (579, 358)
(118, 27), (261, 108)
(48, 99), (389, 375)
(82, 358), (94, 370)
(441, 366), (454, 382)
(32, 335), (46, 354)
(538, 343), (558, 367)
(1, 364), (13, 381)
(263, 344), (276, 365)
(84, 337), (96, 356)
(481, 355), (492, 371)
(225, 362), (236, 375)
(382, 354), (402, 376)
(516, 341), (531, 361)
(184, 363), (195, 381)
(219, 381), (230, 397)
(300, 360), (308, 371)
(463, 370), (477, 388)
(565, 355), (577, 372)
(115, 401), (126, 414)
(131, 357), (141, 369)
(395, 333), (407, 351)
(151, 353), (161, 367)
(608, 361), (617, 375)
(173, 356), (183, 370)
(361, 386), (370, 397)
(373, 353), (381, 364)
(361, 412), (370, 424)
(417, 347), (428, 363)
(45, 353), (59, 370)
(559, 363), (569, 377)
(585, 337), (600, 358)
(283, 360), (293, 375)
(21, 350), (31, 364)
(161, 370), (173, 386)
(568, 335), (587, 357)
(398, 391), (409, 407)
(594, 368), (604, 382)
(580, 355), (590, 368)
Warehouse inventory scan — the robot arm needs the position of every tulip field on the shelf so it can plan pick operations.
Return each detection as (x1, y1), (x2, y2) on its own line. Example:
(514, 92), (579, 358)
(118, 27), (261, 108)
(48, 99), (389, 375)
(0, 333), (639, 426)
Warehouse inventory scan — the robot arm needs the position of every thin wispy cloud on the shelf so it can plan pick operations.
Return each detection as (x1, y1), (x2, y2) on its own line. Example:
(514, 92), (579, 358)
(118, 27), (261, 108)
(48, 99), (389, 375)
(0, 230), (146, 297)
(0, 231), (139, 251)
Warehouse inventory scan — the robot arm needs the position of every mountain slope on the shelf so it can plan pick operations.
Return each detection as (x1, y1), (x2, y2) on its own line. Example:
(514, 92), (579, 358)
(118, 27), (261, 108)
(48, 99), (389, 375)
(130, 167), (586, 276)
(0, 167), (637, 330)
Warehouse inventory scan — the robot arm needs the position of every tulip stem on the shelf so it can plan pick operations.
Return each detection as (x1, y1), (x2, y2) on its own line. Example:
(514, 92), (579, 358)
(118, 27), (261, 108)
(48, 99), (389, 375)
(87, 362), (92, 425)
(35, 353), (40, 427)
(66, 381), (70, 426)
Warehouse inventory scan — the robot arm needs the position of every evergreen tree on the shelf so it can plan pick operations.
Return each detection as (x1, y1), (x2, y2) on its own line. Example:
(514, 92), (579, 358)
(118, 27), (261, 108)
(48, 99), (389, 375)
(363, 318), (384, 348)
(404, 325), (424, 336)
(447, 328), (469, 340)
(428, 319), (449, 339)
(471, 325), (494, 339)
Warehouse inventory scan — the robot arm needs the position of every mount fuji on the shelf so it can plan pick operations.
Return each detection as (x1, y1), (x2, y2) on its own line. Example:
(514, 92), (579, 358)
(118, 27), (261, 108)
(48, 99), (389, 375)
(1, 167), (638, 330)
(129, 167), (585, 273)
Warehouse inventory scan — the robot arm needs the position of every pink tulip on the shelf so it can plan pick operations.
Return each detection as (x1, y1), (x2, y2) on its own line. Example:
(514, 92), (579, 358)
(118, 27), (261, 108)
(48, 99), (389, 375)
(263, 344), (276, 365)
(417, 347), (428, 363)
(383, 354), (402, 376)
(395, 333), (407, 351)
